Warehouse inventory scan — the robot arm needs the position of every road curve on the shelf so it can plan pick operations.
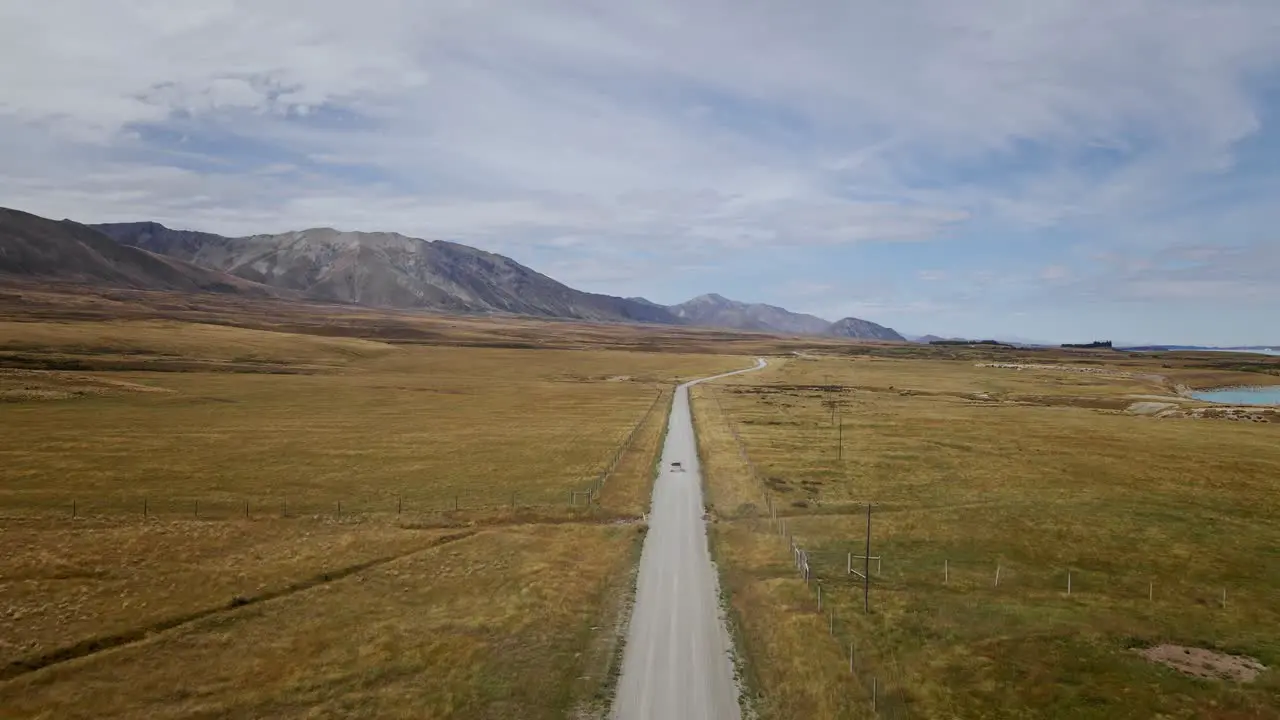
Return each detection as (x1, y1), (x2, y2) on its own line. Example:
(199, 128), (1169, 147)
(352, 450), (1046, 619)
(612, 357), (767, 720)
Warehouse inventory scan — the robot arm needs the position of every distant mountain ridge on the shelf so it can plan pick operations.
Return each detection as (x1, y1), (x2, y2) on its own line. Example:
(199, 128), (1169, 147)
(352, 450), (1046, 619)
(0, 208), (282, 296)
(668, 293), (832, 335)
(0, 207), (906, 339)
(825, 316), (905, 341)
(93, 221), (679, 324)
(666, 293), (904, 341)
(92, 221), (905, 339)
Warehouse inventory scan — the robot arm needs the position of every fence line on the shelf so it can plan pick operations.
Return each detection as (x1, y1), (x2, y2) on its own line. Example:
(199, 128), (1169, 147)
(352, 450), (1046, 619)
(710, 387), (781, 526)
(709, 386), (890, 711)
(585, 386), (669, 502)
(709, 386), (939, 717)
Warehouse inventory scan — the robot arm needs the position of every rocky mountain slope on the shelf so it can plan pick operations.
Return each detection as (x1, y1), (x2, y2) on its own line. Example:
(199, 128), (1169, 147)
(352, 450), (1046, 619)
(0, 208), (280, 296)
(93, 222), (679, 324)
(666, 292), (904, 340)
(668, 293), (833, 335)
(825, 316), (906, 341)
(4, 209), (904, 338)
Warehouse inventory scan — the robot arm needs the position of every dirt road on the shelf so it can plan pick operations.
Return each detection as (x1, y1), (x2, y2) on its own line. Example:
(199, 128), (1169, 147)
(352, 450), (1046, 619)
(611, 358), (766, 720)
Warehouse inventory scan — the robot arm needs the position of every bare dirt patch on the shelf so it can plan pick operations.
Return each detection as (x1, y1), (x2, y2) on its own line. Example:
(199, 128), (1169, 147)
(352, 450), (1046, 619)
(1138, 644), (1267, 682)
(1126, 401), (1180, 416)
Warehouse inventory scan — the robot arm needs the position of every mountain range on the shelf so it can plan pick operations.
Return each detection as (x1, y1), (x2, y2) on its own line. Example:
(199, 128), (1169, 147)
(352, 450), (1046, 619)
(0, 208), (282, 297)
(0, 206), (905, 341)
(665, 293), (902, 340)
(91, 221), (679, 325)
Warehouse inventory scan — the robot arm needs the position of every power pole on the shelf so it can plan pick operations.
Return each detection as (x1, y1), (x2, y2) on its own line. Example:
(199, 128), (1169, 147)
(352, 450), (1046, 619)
(863, 503), (872, 613)
(837, 403), (843, 461)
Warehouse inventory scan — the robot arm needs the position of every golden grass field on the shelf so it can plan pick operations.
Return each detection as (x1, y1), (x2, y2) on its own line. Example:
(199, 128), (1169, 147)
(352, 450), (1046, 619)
(0, 290), (753, 720)
(696, 350), (1280, 719)
(4, 285), (1280, 719)
(0, 319), (745, 516)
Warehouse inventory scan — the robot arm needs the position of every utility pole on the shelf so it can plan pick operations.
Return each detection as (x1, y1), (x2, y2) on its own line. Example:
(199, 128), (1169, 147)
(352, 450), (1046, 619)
(863, 503), (872, 613)
(837, 403), (843, 461)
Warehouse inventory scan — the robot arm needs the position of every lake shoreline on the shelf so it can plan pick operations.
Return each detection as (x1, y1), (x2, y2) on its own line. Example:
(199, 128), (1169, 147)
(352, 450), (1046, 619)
(1187, 385), (1280, 407)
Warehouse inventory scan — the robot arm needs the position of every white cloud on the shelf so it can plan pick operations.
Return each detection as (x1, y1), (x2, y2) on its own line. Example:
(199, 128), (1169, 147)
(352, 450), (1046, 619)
(2, 0), (1280, 318)
(1040, 265), (1073, 282)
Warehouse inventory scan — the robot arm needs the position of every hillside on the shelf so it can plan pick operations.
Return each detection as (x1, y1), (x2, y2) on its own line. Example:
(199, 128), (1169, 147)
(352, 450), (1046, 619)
(668, 293), (833, 335)
(93, 222), (680, 324)
(0, 208), (279, 296)
(666, 293), (904, 341)
(825, 316), (906, 341)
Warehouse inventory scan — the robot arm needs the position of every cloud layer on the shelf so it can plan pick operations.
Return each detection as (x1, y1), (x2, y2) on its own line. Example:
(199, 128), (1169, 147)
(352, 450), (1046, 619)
(3, 0), (1279, 342)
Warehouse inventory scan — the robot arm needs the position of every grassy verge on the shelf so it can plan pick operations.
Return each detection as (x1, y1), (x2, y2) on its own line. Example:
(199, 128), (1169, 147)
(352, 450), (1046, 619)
(597, 385), (673, 517)
(568, 523), (648, 719)
(694, 376), (867, 719)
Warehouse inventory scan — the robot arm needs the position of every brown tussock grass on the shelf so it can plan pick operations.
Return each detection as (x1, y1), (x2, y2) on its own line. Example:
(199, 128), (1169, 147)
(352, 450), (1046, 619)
(0, 306), (748, 718)
(700, 354), (1280, 719)
(0, 523), (642, 719)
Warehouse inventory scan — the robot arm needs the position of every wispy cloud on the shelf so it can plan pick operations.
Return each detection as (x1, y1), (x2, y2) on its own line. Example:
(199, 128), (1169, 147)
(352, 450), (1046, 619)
(2, 1), (1280, 342)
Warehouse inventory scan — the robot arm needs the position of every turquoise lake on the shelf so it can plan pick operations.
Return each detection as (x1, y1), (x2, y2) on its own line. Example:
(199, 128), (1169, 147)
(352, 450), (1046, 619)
(1191, 387), (1280, 406)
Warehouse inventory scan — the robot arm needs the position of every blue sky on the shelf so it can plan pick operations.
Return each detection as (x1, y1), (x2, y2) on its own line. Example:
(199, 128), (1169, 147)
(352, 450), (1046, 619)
(2, 1), (1279, 345)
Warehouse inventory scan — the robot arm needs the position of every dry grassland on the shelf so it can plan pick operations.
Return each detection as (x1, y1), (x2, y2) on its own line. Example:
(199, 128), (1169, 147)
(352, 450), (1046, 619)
(698, 352), (1280, 719)
(1, 524), (639, 720)
(0, 300), (748, 719)
(0, 282), (855, 357)
(0, 319), (742, 515)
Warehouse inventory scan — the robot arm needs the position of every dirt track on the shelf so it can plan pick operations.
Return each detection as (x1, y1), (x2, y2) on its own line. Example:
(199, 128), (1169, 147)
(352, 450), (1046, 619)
(611, 358), (765, 720)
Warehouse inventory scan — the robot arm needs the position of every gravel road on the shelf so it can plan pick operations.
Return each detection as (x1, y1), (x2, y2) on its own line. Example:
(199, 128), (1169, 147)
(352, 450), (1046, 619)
(612, 358), (766, 720)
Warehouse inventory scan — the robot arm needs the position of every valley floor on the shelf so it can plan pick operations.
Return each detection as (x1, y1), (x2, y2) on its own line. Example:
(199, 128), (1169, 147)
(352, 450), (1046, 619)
(0, 306), (745, 719)
(2, 289), (1278, 718)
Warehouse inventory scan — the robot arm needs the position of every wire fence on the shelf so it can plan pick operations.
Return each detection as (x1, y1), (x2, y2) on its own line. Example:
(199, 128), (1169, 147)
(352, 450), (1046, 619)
(706, 385), (1254, 719)
(579, 387), (669, 503)
(709, 379), (905, 716)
